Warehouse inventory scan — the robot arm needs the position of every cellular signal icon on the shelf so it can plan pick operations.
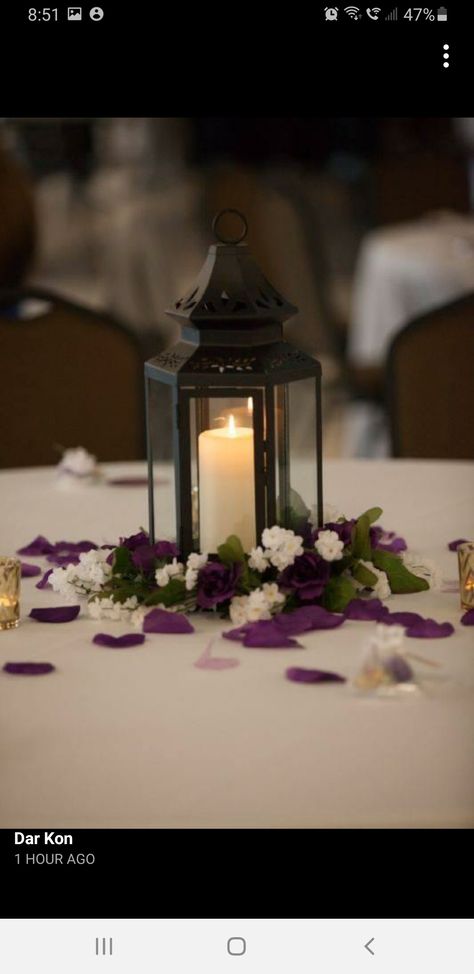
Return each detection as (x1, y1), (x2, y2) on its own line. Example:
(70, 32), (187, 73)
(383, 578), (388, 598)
(386, 6), (398, 19)
(344, 6), (361, 18)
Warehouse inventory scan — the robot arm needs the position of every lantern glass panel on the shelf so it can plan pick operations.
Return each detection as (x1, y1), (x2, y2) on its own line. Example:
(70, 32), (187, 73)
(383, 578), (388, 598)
(275, 376), (320, 531)
(146, 378), (177, 544)
(188, 393), (258, 554)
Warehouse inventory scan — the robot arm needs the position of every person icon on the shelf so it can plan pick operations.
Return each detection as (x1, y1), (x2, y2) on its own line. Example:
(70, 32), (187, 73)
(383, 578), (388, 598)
(89, 6), (104, 19)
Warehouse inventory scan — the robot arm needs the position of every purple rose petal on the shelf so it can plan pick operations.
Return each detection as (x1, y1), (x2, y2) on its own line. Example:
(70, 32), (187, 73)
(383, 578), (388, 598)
(21, 562), (42, 578)
(4, 662), (55, 675)
(385, 611), (425, 627)
(275, 605), (344, 634)
(222, 625), (249, 642)
(242, 620), (302, 648)
(17, 534), (54, 556)
(92, 632), (145, 648)
(405, 618), (454, 638)
(384, 655), (413, 682)
(461, 608), (474, 626)
(286, 666), (346, 684)
(29, 605), (81, 623)
(194, 639), (240, 670)
(36, 569), (53, 589)
(142, 607), (194, 634)
(46, 553), (81, 567)
(448, 538), (469, 551)
(343, 598), (390, 621)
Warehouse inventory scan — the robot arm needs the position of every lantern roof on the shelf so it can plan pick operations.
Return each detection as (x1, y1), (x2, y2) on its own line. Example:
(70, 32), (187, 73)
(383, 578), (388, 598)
(166, 209), (298, 328)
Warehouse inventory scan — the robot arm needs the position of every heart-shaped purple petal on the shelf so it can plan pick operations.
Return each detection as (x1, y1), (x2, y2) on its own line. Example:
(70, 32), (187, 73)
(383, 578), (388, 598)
(3, 662), (55, 675)
(344, 598), (390, 621)
(29, 605), (81, 623)
(448, 538), (469, 551)
(36, 569), (53, 589)
(385, 611), (425, 627)
(142, 607), (194, 634)
(21, 562), (42, 578)
(405, 618), (454, 638)
(286, 666), (346, 683)
(17, 534), (54, 556)
(461, 608), (474, 625)
(92, 632), (145, 648)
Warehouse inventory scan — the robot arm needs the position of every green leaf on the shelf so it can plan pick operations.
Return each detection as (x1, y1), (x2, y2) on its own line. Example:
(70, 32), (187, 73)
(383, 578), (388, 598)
(360, 506), (383, 525)
(351, 514), (372, 561)
(321, 575), (357, 612)
(144, 577), (187, 607)
(351, 560), (378, 587)
(111, 545), (134, 576)
(372, 549), (429, 593)
(217, 534), (245, 565)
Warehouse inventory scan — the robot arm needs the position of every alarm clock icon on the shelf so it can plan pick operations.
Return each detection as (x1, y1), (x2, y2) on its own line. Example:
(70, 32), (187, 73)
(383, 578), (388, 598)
(325, 7), (339, 19)
(89, 6), (104, 19)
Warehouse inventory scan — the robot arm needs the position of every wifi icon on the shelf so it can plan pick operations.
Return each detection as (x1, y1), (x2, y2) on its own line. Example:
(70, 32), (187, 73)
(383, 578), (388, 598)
(344, 6), (362, 18)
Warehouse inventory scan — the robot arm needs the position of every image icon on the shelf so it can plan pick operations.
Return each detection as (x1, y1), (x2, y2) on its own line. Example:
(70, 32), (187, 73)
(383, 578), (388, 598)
(89, 5), (104, 18)
(67, 6), (82, 18)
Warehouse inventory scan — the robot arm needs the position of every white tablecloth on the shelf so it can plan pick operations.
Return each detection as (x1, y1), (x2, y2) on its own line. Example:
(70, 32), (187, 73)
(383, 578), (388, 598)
(348, 213), (474, 366)
(1, 460), (473, 828)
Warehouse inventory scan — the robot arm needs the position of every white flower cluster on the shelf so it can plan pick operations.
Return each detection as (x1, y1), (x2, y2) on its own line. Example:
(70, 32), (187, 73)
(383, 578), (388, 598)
(229, 582), (285, 625)
(401, 551), (442, 591)
(88, 595), (139, 621)
(356, 559), (391, 600)
(249, 526), (303, 573)
(155, 557), (185, 587)
(314, 529), (344, 562)
(50, 549), (113, 601)
(154, 551), (208, 591)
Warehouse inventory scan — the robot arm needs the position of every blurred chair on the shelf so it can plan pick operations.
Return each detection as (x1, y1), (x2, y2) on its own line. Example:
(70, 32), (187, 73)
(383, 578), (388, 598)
(0, 289), (145, 468)
(386, 293), (474, 459)
(0, 144), (37, 289)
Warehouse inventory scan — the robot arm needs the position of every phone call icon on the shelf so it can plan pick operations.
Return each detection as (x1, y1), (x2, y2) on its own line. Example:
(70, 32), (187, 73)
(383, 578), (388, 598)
(366, 6), (381, 17)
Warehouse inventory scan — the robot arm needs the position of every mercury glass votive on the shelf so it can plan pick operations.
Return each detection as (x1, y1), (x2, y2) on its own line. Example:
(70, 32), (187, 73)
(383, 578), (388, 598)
(0, 557), (21, 629)
(458, 542), (474, 611)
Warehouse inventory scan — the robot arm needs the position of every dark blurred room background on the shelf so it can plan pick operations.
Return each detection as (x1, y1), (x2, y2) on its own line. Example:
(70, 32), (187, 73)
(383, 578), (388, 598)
(1, 116), (473, 465)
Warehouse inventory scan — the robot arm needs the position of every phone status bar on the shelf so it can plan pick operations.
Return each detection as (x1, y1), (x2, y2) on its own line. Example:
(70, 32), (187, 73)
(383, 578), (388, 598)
(323, 6), (448, 20)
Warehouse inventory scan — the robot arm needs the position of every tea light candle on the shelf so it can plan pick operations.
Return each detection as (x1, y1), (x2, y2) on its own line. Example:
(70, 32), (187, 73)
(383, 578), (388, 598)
(198, 414), (255, 553)
(0, 557), (21, 630)
(458, 541), (474, 610)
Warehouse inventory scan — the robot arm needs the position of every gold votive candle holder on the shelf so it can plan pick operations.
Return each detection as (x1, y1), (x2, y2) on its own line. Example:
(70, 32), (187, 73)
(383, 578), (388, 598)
(458, 542), (474, 611)
(0, 556), (21, 630)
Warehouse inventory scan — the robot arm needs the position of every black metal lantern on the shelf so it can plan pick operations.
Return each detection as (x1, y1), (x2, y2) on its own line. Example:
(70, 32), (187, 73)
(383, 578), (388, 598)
(145, 209), (323, 556)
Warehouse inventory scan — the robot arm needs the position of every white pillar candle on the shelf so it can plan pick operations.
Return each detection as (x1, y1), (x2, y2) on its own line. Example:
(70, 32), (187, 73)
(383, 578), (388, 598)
(198, 415), (255, 553)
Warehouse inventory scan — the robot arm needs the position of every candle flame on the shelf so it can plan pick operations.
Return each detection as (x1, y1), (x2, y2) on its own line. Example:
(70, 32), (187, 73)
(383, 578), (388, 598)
(247, 397), (253, 413)
(228, 414), (236, 436)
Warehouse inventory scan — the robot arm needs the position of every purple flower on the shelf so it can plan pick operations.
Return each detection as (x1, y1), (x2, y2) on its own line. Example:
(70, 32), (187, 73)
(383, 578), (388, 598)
(131, 541), (179, 573)
(142, 607), (194, 633)
(405, 618), (454, 638)
(322, 520), (355, 547)
(286, 666), (346, 684)
(17, 535), (54, 556)
(370, 526), (407, 553)
(21, 562), (42, 578)
(3, 662), (55, 676)
(196, 561), (241, 609)
(344, 598), (390, 621)
(279, 551), (330, 601)
(93, 632), (145, 648)
(448, 538), (469, 551)
(119, 530), (150, 550)
(461, 608), (474, 625)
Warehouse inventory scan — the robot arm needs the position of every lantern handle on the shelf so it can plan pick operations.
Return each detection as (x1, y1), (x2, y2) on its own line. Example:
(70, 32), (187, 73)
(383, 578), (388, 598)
(212, 209), (248, 245)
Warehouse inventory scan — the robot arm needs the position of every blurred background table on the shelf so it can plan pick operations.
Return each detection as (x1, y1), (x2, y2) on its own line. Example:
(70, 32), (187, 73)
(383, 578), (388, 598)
(0, 460), (473, 829)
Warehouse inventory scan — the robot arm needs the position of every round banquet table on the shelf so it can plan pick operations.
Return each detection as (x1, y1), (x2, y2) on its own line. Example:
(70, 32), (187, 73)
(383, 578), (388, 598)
(348, 212), (474, 367)
(1, 459), (473, 829)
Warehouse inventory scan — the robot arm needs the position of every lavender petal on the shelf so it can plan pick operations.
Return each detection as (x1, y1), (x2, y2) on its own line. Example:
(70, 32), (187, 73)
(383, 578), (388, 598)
(344, 598), (390, 621)
(405, 618), (454, 638)
(17, 535), (54, 556)
(286, 666), (346, 684)
(142, 607), (194, 634)
(4, 662), (55, 675)
(448, 538), (469, 551)
(93, 632), (145, 648)
(29, 605), (81, 623)
(36, 569), (53, 589)
(461, 608), (474, 626)
(21, 562), (42, 578)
